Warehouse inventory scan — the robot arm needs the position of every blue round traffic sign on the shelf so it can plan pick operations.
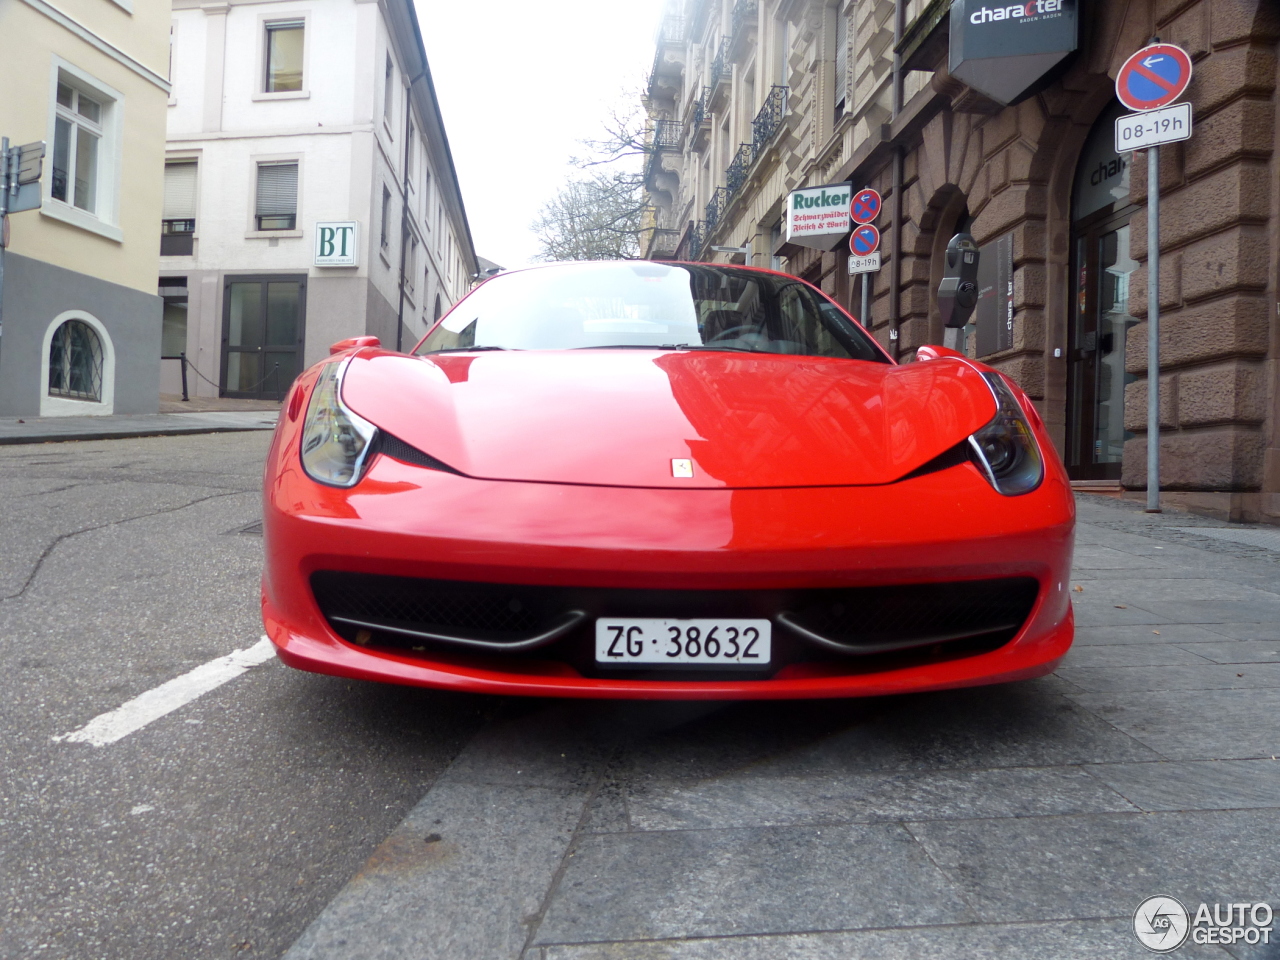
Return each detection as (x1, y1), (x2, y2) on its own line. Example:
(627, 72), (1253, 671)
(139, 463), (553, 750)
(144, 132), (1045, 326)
(850, 223), (880, 256)
(1116, 43), (1192, 111)
(850, 188), (881, 224)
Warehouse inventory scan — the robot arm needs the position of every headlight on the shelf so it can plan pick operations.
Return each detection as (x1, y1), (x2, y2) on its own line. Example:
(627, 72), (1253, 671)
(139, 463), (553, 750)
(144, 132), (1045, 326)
(968, 372), (1043, 496)
(300, 360), (377, 487)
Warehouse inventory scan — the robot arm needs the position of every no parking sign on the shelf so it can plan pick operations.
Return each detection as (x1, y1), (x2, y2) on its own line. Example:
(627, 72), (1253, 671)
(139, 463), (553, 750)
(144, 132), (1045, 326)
(1116, 43), (1192, 112)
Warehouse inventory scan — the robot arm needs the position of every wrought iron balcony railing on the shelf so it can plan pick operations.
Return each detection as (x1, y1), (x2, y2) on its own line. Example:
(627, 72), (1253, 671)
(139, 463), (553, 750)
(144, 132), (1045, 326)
(725, 142), (755, 197)
(687, 220), (707, 260)
(704, 187), (729, 234)
(752, 85), (787, 155)
(687, 87), (710, 131)
(653, 119), (682, 151)
(643, 119), (683, 185)
(657, 16), (685, 44)
(709, 37), (732, 89)
(731, 0), (758, 38)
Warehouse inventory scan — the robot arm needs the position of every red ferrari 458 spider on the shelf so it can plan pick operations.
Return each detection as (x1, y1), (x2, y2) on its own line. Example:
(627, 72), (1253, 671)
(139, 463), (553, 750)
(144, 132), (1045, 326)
(262, 260), (1074, 699)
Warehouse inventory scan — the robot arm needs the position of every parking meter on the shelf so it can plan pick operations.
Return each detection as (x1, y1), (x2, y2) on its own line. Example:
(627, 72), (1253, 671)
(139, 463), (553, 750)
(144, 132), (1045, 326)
(938, 233), (980, 329)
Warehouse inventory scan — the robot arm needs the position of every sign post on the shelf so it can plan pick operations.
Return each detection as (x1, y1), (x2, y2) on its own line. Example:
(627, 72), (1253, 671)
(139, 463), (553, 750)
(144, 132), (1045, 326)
(0, 137), (47, 341)
(848, 188), (882, 326)
(1115, 41), (1192, 514)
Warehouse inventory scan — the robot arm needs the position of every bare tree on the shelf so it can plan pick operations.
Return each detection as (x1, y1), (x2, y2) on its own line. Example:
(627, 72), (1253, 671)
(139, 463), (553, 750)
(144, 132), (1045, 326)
(532, 93), (650, 262)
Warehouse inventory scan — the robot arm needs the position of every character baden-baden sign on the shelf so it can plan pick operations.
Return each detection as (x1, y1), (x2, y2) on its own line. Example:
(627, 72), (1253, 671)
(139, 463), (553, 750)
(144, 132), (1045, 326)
(785, 183), (852, 251)
(949, 0), (1078, 105)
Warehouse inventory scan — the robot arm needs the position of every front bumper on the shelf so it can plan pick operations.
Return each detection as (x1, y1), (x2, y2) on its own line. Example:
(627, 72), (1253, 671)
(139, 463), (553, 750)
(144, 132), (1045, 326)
(262, 446), (1075, 700)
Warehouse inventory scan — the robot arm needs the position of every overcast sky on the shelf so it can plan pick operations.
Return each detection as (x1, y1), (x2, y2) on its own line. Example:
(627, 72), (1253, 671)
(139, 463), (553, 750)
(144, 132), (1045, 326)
(417, 0), (666, 270)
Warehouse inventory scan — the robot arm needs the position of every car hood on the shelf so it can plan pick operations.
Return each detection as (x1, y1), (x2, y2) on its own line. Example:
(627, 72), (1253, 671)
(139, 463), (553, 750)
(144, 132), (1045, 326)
(341, 349), (996, 489)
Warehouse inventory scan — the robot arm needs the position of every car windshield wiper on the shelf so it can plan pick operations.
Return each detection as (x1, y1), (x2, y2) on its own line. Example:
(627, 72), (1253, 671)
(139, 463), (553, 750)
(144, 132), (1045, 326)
(424, 346), (513, 353)
(569, 344), (681, 350)
(680, 344), (768, 353)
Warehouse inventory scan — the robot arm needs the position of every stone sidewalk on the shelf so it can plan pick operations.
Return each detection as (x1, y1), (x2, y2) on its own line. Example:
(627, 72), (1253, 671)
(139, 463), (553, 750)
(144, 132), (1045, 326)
(0, 410), (278, 445)
(284, 495), (1280, 960)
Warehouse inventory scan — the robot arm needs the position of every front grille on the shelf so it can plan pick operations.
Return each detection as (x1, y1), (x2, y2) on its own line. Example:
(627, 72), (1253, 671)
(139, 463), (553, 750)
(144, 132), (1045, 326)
(779, 578), (1039, 654)
(310, 572), (1040, 674)
(311, 571), (549, 641)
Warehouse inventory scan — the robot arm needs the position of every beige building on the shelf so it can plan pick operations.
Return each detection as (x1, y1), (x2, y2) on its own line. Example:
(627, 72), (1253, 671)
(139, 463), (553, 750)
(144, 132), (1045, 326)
(0, 0), (170, 416)
(643, 0), (1280, 523)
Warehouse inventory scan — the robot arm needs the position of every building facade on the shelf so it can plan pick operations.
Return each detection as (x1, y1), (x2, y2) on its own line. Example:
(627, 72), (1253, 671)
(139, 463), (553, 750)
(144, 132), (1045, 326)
(0, 0), (170, 417)
(643, 0), (1280, 523)
(162, 0), (477, 400)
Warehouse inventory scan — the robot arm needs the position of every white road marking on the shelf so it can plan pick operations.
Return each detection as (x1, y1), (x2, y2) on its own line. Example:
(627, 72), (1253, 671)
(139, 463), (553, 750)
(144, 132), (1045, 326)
(53, 637), (276, 747)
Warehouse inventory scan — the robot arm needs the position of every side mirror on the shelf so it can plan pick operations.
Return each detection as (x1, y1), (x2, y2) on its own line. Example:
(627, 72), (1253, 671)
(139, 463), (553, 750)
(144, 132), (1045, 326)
(938, 233), (980, 329)
(329, 336), (381, 355)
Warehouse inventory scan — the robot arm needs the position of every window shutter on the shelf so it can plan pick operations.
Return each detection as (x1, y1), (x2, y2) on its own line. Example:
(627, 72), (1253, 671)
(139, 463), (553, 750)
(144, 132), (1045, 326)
(163, 161), (197, 219)
(834, 9), (848, 109)
(256, 162), (298, 216)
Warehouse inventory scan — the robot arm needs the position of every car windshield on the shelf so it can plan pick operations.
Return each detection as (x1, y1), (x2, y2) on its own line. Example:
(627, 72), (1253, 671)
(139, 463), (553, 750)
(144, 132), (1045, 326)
(414, 261), (888, 363)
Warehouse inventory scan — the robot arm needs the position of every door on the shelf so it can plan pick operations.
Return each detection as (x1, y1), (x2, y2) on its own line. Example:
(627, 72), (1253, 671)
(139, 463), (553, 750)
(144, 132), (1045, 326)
(1066, 211), (1139, 479)
(221, 276), (306, 399)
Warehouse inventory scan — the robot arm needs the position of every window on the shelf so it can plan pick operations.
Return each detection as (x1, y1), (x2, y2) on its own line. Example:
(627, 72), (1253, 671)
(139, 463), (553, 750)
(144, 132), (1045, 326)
(48, 319), (105, 401)
(383, 55), (395, 123)
(380, 186), (391, 248)
(255, 161), (298, 230)
(423, 167), (432, 224)
(265, 21), (304, 92)
(161, 160), (197, 255)
(433, 294), (443, 322)
(52, 80), (104, 214)
(405, 121), (415, 178)
(406, 237), (417, 291)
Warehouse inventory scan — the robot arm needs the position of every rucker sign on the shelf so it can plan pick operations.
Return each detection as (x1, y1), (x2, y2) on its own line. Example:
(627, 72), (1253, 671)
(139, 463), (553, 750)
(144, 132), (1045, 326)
(785, 183), (852, 251)
(949, 0), (1077, 105)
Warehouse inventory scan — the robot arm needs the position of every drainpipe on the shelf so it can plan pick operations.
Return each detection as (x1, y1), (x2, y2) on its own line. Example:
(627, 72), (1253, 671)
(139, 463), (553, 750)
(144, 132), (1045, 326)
(395, 68), (426, 353)
(889, 0), (905, 360)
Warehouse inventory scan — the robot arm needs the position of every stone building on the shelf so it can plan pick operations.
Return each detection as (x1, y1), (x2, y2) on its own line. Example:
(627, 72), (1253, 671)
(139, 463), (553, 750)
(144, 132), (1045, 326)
(161, 0), (477, 400)
(642, 0), (1280, 523)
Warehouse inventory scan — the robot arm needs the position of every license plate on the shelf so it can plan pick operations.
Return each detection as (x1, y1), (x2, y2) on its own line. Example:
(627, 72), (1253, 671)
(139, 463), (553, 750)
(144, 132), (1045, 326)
(594, 618), (771, 666)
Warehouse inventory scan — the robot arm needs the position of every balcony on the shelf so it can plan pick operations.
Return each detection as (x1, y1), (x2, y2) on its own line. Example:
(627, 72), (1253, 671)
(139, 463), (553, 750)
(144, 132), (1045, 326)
(729, 0), (758, 59)
(685, 87), (712, 150)
(657, 15), (685, 45)
(751, 85), (787, 156)
(646, 227), (681, 260)
(678, 220), (707, 261)
(708, 36), (732, 92)
(643, 119), (684, 187)
(725, 142), (755, 198)
(647, 23), (686, 104)
(704, 187), (729, 235)
(653, 118), (682, 151)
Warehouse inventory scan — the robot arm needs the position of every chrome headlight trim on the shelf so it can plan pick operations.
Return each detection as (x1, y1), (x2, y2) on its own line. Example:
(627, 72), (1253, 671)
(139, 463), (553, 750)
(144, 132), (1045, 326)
(968, 371), (1044, 496)
(299, 359), (378, 488)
